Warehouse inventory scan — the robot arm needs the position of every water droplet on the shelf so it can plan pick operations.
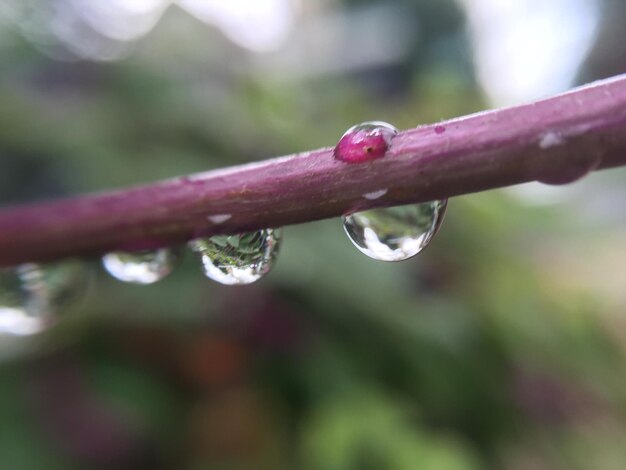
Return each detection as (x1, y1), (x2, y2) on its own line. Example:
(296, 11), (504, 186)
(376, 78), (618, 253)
(343, 200), (447, 262)
(536, 152), (601, 185)
(189, 229), (282, 285)
(334, 121), (398, 163)
(0, 260), (88, 336)
(102, 248), (180, 284)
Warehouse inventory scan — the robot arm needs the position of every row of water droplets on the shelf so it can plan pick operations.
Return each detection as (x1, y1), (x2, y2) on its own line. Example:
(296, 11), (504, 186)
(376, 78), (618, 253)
(102, 229), (282, 286)
(0, 229), (282, 336)
(0, 121), (445, 336)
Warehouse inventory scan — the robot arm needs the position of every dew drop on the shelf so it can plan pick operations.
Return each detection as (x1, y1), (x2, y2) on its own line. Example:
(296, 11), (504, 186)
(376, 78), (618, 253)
(0, 260), (88, 336)
(102, 248), (180, 284)
(536, 152), (601, 185)
(343, 200), (447, 262)
(189, 229), (281, 285)
(334, 121), (398, 163)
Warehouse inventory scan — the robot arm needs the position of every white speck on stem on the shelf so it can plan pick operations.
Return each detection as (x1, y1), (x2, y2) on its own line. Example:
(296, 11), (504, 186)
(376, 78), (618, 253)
(539, 132), (565, 149)
(363, 189), (388, 200)
(208, 214), (232, 224)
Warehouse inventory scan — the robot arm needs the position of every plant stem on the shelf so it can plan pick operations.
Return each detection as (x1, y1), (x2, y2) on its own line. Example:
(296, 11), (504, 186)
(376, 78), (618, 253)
(1, 75), (626, 267)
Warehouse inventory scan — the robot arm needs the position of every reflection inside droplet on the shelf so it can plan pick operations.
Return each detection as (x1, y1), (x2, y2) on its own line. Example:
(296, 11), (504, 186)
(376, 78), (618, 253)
(0, 307), (44, 336)
(343, 200), (447, 261)
(102, 247), (180, 284)
(189, 229), (282, 285)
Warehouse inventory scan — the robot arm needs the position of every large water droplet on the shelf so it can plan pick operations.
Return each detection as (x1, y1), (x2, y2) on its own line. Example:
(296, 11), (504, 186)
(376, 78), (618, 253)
(189, 229), (282, 285)
(334, 121), (398, 163)
(102, 248), (179, 284)
(343, 200), (447, 261)
(0, 260), (88, 336)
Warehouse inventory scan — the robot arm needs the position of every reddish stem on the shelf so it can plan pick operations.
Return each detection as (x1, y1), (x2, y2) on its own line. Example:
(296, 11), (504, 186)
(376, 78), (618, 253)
(1, 75), (626, 267)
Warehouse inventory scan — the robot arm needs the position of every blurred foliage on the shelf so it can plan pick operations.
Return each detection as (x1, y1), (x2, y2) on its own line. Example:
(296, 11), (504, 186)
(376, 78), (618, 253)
(1, 1), (626, 469)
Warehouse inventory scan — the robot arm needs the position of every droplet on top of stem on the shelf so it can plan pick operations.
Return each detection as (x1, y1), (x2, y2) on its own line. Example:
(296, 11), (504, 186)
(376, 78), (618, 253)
(334, 121), (398, 163)
(343, 200), (447, 262)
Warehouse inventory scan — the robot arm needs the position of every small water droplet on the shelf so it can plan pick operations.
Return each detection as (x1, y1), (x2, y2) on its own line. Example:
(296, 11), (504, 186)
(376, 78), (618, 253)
(343, 200), (447, 262)
(102, 248), (180, 284)
(0, 260), (88, 336)
(189, 229), (281, 285)
(334, 121), (398, 163)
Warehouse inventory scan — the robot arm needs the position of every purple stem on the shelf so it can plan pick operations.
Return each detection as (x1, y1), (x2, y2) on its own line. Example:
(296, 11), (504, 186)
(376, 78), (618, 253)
(1, 75), (626, 267)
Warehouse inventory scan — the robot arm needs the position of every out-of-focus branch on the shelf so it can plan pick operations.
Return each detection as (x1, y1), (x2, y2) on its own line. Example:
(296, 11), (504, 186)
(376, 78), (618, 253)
(1, 75), (626, 267)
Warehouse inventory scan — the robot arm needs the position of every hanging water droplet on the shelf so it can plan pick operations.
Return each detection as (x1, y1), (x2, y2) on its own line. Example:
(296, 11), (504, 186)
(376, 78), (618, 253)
(334, 121), (398, 163)
(343, 200), (447, 262)
(189, 229), (281, 285)
(0, 260), (89, 336)
(102, 248), (180, 284)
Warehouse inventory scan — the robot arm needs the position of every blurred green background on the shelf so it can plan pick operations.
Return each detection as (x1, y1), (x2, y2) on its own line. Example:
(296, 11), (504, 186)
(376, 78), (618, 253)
(1, 0), (626, 469)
